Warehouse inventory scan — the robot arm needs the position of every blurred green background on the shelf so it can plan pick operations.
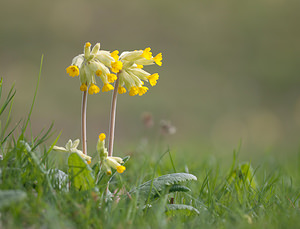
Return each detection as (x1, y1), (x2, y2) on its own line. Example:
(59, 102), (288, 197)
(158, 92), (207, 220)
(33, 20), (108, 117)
(1, 0), (300, 161)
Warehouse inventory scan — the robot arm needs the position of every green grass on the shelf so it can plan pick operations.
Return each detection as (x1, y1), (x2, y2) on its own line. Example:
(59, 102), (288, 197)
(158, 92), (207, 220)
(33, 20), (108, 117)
(0, 78), (300, 229)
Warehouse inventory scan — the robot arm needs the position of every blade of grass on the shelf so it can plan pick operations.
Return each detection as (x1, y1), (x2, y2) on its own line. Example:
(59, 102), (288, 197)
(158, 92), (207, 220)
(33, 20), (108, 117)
(1, 120), (21, 146)
(31, 123), (54, 151)
(0, 83), (16, 117)
(168, 149), (177, 173)
(1, 93), (15, 141)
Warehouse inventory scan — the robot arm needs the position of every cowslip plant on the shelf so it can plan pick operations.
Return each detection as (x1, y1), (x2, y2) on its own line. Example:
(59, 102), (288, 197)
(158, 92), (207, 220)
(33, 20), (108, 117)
(107, 47), (162, 156)
(63, 42), (163, 170)
(58, 43), (198, 218)
(96, 133), (126, 175)
(54, 132), (127, 191)
(55, 42), (163, 190)
(65, 42), (118, 155)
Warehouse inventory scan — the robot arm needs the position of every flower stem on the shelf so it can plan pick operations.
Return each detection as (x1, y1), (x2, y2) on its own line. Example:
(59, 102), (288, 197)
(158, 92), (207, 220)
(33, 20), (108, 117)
(81, 90), (88, 155)
(108, 74), (120, 157)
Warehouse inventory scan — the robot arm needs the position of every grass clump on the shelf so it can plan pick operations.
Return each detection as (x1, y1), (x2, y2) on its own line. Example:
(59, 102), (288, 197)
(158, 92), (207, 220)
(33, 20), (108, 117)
(0, 120), (299, 228)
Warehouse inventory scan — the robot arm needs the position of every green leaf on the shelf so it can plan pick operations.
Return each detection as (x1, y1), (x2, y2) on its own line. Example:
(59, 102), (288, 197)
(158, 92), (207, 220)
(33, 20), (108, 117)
(131, 173), (197, 198)
(165, 204), (199, 216)
(169, 184), (191, 193)
(0, 190), (27, 209)
(68, 153), (95, 191)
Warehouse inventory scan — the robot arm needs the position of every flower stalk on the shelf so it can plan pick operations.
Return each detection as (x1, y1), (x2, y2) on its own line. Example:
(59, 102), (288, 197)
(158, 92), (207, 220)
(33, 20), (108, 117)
(108, 73), (120, 157)
(81, 90), (88, 155)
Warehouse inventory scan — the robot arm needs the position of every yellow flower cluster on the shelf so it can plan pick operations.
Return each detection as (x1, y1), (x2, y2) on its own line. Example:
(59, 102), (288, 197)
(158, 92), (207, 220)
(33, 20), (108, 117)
(66, 43), (162, 97)
(66, 42), (117, 95)
(114, 47), (162, 96)
(96, 133), (126, 175)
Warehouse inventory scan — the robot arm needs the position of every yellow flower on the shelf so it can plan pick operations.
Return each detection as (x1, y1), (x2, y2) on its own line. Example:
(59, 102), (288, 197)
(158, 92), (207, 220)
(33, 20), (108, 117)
(66, 65), (80, 77)
(147, 73), (159, 86)
(111, 61), (123, 73)
(136, 65), (143, 69)
(102, 83), (114, 92)
(107, 73), (117, 83)
(105, 157), (126, 174)
(129, 86), (139, 96)
(96, 70), (102, 76)
(141, 47), (152, 60)
(118, 86), (126, 94)
(80, 83), (88, 91)
(111, 50), (119, 61)
(99, 133), (106, 141)
(88, 83), (100, 95)
(138, 86), (148, 96)
(97, 133), (106, 156)
(117, 165), (126, 173)
(153, 53), (162, 66)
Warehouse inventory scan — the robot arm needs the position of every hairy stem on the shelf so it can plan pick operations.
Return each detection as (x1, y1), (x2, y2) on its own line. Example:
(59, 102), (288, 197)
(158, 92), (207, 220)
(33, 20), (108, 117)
(108, 75), (120, 157)
(81, 90), (88, 155)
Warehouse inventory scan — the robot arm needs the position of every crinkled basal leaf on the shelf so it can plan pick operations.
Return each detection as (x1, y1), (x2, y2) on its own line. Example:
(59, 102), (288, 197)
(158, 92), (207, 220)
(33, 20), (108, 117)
(165, 204), (199, 216)
(131, 173), (197, 197)
(68, 153), (95, 191)
(169, 184), (191, 193)
(48, 169), (68, 191)
(0, 190), (27, 209)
